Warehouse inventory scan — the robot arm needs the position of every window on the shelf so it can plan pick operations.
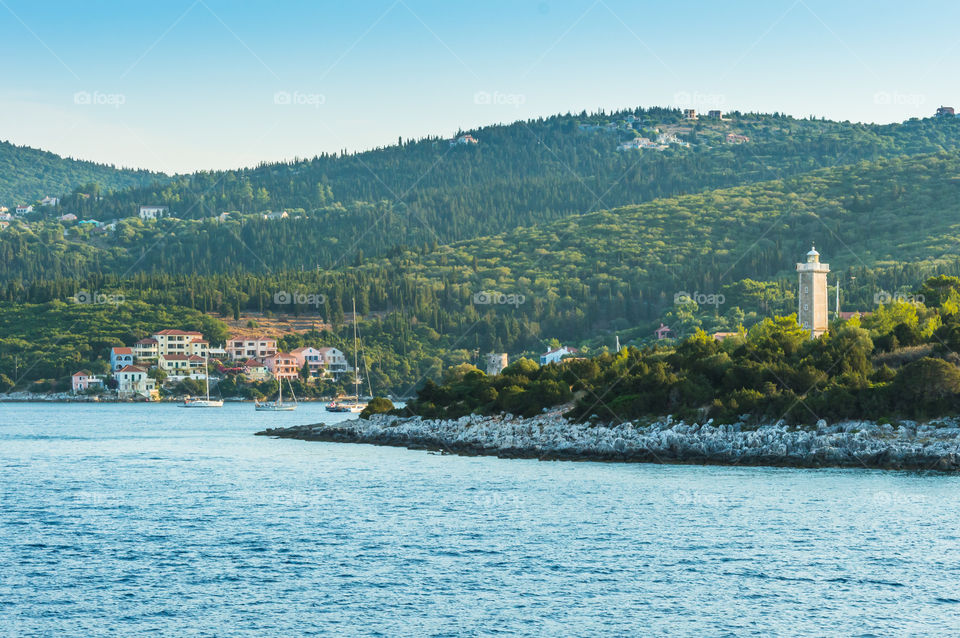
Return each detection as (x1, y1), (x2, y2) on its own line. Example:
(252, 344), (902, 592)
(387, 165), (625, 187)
(803, 304), (808, 311)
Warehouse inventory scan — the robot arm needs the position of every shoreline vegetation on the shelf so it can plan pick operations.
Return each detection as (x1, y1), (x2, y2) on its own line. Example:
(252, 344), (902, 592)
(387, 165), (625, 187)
(255, 411), (960, 472)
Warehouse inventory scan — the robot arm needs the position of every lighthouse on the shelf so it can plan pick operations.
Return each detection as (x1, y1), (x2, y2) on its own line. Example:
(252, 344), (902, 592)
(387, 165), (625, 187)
(796, 245), (829, 337)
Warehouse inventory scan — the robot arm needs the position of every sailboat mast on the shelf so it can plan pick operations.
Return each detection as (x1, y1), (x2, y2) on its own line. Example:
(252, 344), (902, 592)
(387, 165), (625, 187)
(205, 350), (210, 400)
(353, 297), (359, 400)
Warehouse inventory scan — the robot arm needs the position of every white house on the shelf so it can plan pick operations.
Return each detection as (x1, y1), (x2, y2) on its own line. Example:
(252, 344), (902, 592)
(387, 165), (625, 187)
(15, 205), (33, 215)
(290, 346), (325, 377)
(317, 347), (351, 376)
(59, 213), (78, 222)
(40, 196), (60, 207)
(158, 353), (206, 373)
(226, 336), (278, 360)
(114, 365), (155, 398)
(151, 329), (208, 356)
(71, 370), (103, 393)
(539, 346), (578, 366)
(263, 210), (289, 220)
(110, 347), (134, 371)
(139, 205), (168, 220)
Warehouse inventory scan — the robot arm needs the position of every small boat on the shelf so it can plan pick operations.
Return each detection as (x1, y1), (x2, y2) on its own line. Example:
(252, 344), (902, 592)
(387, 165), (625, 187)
(325, 300), (370, 413)
(255, 378), (298, 412)
(325, 401), (349, 413)
(179, 352), (223, 408)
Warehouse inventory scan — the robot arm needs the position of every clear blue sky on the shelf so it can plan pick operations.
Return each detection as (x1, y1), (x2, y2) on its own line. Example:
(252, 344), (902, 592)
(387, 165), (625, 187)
(1, 0), (957, 173)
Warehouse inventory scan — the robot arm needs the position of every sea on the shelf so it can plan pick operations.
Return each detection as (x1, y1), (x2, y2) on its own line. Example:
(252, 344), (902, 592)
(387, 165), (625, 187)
(2, 402), (959, 636)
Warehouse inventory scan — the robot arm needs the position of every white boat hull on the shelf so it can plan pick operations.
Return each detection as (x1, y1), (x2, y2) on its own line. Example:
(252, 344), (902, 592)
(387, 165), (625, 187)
(180, 399), (224, 408)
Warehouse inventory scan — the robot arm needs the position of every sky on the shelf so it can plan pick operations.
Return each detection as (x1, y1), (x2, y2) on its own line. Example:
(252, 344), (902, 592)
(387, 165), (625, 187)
(1, 0), (958, 174)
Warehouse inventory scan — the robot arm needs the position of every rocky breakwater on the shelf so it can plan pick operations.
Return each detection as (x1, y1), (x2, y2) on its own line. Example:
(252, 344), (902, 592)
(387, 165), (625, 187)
(255, 413), (960, 471)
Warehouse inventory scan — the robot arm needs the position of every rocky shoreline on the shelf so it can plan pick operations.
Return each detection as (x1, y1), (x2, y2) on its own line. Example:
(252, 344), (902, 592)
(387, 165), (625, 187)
(255, 412), (960, 471)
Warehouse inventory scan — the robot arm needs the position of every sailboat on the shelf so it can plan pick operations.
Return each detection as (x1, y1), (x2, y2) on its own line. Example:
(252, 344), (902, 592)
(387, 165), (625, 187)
(326, 298), (368, 413)
(255, 377), (298, 412)
(180, 351), (223, 408)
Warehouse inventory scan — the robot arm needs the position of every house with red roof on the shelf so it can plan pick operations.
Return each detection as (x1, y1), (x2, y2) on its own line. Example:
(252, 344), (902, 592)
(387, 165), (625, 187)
(158, 353), (206, 373)
(241, 358), (270, 381)
(110, 347), (134, 371)
(263, 353), (300, 380)
(114, 365), (155, 397)
(226, 336), (278, 360)
(152, 329), (208, 356)
(71, 370), (103, 393)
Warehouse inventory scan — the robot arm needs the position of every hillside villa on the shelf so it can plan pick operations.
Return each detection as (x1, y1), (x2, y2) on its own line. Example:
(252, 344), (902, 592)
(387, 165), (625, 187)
(110, 347), (134, 371)
(227, 336), (278, 360)
(262, 353), (300, 380)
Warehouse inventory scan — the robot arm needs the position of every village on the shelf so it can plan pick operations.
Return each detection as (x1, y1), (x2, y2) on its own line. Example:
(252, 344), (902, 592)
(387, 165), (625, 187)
(67, 329), (354, 400)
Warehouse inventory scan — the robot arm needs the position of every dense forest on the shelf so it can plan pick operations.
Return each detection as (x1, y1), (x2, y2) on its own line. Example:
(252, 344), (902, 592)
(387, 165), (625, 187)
(403, 276), (960, 425)
(0, 140), (167, 205)
(32, 109), (960, 255)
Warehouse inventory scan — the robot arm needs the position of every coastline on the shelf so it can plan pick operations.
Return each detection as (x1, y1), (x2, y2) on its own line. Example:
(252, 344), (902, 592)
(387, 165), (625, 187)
(255, 411), (960, 472)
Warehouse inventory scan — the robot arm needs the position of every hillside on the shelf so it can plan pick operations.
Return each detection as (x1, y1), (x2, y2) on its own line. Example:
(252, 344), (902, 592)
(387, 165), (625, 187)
(5, 151), (960, 379)
(39, 109), (960, 251)
(0, 140), (167, 206)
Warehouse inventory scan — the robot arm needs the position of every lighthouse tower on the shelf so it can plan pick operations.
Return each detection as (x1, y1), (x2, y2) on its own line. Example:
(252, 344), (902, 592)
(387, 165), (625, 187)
(796, 245), (829, 337)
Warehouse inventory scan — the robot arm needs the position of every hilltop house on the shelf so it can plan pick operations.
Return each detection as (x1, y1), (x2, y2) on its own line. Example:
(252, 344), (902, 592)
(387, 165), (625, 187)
(59, 213), (77, 222)
(114, 365), (155, 398)
(15, 205), (33, 215)
(683, 109), (697, 120)
(110, 347), (134, 371)
(655, 324), (672, 340)
(263, 210), (289, 220)
(263, 353), (300, 380)
(540, 346), (578, 366)
(707, 110), (723, 119)
(40, 196), (59, 207)
(138, 205), (168, 220)
(227, 336), (278, 360)
(936, 106), (956, 117)
(449, 134), (479, 146)
(725, 133), (750, 144)
(71, 370), (103, 393)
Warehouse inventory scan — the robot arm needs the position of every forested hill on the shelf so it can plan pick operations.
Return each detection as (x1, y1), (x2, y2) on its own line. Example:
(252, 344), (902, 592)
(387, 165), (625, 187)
(50, 109), (960, 249)
(0, 141), (167, 205)
(6, 152), (960, 337)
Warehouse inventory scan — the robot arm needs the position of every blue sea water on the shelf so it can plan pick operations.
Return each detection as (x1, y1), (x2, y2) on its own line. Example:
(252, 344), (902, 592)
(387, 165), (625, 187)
(1, 403), (959, 636)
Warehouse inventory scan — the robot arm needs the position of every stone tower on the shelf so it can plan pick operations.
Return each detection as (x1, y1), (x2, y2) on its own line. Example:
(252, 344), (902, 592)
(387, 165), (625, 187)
(796, 245), (829, 337)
